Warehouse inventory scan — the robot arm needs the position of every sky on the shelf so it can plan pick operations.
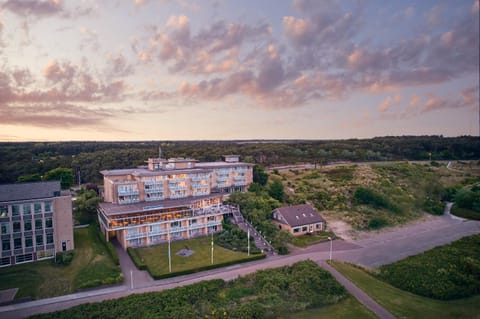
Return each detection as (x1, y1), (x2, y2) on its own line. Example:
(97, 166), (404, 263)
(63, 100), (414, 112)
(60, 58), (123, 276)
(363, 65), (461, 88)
(0, 0), (478, 141)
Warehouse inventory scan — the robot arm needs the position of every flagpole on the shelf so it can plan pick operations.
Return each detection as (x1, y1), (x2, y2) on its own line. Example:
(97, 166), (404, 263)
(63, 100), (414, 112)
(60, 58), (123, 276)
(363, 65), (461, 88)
(168, 226), (172, 273)
(247, 228), (250, 256)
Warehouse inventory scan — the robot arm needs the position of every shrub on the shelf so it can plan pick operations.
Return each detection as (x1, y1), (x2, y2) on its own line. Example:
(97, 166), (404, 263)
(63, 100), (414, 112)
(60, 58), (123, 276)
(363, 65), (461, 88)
(354, 187), (401, 214)
(367, 218), (387, 229)
(53, 251), (75, 265)
(277, 246), (289, 255)
(127, 248), (147, 270)
(377, 234), (480, 300)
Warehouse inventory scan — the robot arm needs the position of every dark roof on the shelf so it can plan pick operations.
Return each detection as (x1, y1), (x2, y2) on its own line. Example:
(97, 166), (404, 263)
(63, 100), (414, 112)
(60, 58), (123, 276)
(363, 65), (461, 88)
(273, 204), (325, 227)
(99, 193), (223, 216)
(0, 181), (61, 202)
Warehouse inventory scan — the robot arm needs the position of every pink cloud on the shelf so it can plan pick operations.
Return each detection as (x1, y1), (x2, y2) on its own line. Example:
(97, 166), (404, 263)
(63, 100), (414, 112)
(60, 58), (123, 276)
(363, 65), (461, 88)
(2, 0), (65, 17)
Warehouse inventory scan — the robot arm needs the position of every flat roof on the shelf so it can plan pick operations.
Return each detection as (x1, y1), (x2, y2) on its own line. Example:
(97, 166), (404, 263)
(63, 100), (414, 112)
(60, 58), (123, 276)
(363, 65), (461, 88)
(99, 193), (223, 216)
(0, 181), (61, 203)
(101, 162), (251, 176)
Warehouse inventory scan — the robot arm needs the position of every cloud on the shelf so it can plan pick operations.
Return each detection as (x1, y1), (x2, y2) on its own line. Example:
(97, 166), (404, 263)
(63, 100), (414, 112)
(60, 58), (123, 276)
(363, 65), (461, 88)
(1, 0), (65, 17)
(404, 6), (415, 18)
(106, 54), (134, 78)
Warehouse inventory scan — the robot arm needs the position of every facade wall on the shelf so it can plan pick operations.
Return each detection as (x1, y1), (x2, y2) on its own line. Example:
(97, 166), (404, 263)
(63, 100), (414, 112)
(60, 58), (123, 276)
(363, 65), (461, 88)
(0, 194), (73, 267)
(273, 220), (325, 237)
(53, 196), (74, 252)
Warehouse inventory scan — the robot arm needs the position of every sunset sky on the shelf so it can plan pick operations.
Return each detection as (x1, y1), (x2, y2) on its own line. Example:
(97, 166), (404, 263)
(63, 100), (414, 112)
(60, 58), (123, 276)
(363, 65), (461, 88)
(0, 0), (478, 141)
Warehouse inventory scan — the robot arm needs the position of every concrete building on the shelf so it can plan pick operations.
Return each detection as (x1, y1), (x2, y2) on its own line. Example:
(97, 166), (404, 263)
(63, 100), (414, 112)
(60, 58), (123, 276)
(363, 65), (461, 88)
(98, 155), (253, 250)
(272, 204), (326, 236)
(0, 181), (74, 267)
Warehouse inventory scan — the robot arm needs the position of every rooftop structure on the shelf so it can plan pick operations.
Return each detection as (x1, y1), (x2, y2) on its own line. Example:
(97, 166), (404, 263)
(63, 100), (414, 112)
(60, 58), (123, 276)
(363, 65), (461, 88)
(0, 181), (74, 267)
(98, 155), (253, 250)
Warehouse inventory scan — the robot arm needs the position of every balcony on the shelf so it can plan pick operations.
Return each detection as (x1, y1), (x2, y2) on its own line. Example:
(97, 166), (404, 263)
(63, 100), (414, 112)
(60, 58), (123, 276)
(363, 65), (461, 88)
(168, 185), (187, 191)
(126, 232), (147, 240)
(207, 220), (221, 227)
(144, 180), (163, 186)
(170, 226), (188, 233)
(189, 223), (207, 230)
(118, 189), (139, 196)
(233, 175), (245, 181)
(192, 183), (209, 189)
(191, 176), (208, 182)
(169, 193), (187, 199)
(118, 197), (139, 205)
(216, 175), (230, 182)
(145, 188), (163, 193)
(234, 181), (248, 186)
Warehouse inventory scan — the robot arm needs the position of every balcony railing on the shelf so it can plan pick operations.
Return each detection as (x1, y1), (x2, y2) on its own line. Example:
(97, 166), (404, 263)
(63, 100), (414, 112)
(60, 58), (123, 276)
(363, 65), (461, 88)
(216, 176), (230, 182)
(233, 175), (245, 180)
(192, 183), (209, 188)
(118, 197), (139, 204)
(118, 189), (139, 196)
(234, 181), (248, 186)
(168, 185), (187, 191)
(189, 223), (207, 230)
(145, 188), (163, 193)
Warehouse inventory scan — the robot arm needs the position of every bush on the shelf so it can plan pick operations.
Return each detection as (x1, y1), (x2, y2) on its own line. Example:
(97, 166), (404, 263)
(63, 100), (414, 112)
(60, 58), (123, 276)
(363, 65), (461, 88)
(367, 218), (388, 229)
(354, 187), (401, 214)
(277, 246), (289, 255)
(377, 234), (480, 300)
(54, 251), (75, 265)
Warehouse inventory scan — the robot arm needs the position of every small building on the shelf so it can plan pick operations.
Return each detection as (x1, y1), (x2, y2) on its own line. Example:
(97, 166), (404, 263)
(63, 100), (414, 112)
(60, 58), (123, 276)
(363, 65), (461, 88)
(0, 181), (74, 267)
(272, 204), (326, 236)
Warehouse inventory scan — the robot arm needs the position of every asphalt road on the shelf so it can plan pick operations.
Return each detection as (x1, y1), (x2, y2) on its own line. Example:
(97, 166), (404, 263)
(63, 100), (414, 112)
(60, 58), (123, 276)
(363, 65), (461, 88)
(1, 213), (479, 318)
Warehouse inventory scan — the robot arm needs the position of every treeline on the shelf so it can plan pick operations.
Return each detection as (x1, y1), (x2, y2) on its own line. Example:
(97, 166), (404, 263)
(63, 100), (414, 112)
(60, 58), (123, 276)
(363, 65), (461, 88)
(1, 136), (479, 185)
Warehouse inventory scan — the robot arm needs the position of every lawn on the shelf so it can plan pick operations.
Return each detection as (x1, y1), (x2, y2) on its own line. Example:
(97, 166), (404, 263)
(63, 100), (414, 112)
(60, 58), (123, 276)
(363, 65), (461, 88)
(0, 225), (123, 300)
(291, 231), (335, 247)
(330, 261), (480, 319)
(133, 236), (262, 277)
(279, 296), (377, 319)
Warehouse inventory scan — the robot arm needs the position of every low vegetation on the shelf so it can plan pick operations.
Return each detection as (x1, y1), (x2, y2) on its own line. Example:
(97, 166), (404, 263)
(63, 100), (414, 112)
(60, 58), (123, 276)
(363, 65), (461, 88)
(330, 260), (480, 319)
(291, 231), (335, 248)
(130, 236), (264, 279)
(30, 260), (354, 319)
(0, 225), (122, 299)
(451, 183), (480, 220)
(282, 161), (480, 230)
(215, 222), (261, 254)
(376, 234), (480, 300)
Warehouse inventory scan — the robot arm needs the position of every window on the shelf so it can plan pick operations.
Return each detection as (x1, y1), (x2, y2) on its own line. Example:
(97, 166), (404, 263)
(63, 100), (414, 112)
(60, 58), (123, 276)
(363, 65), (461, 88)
(2, 239), (10, 251)
(24, 220), (32, 231)
(13, 222), (21, 233)
(1, 223), (9, 235)
(34, 203), (42, 214)
(293, 228), (300, 233)
(189, 219), (197, 225)
(316, 223), (322, 229)
(44, 201), (52, 212)
(35, 219), (43, 230)
(45, 218), (53, 228)
(14, 238), (22, 249)
(0, 205), (7, 217)
(12, 205), (20, 216)
(170, 221), (180, 228)
(15, 254), (33, 263)
(36, 234), (43, 246)
(302, 226), (308, 232)
(23, 204), (31, 215)
(25, 237), (33, 247)
(46, 233), (54, 244)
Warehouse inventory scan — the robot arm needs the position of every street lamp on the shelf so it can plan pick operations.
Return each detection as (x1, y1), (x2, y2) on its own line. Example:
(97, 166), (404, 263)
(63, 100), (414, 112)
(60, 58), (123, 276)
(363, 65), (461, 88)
(328, 237), (333, 262)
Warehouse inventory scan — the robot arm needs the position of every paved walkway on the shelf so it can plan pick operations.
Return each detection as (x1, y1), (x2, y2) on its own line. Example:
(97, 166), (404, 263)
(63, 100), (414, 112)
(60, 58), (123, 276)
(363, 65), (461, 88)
(113, 240), (153, 289)
(318, 261), (395, 319)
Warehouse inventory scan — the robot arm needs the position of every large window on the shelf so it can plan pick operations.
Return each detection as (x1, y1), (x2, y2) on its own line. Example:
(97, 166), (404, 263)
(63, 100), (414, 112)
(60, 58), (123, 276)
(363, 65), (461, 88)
(13, 222), (21, 233)
(34, 203), (42, 214)
(0, 205), (7, 217)
(46, 233), (54, 244)
(293, 228), (300, 233)
(302, 226), (308, 232)
(45, 218), (53, 228)
(44, 201), (52, 212)
(35, 219), (43, 230)
(14, 238), (22, 249)
(36, 234), (43, 246)
(23, 204), (31, 215)
(2, 239), (10, 251)
(12, 205), (20, 216)
(24, 220), (32, 231)
(25, 237), (33, 247)
(1, 223), (9, 235)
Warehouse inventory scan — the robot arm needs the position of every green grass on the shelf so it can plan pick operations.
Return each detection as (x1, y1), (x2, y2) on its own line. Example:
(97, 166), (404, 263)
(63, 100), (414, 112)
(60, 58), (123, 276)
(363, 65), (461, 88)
(279, 296), (377, 319)
(291, 231), (335, 247)
(330, 261), (480, 319)
(134, 236), (259, 277)
(0, 225), (123, 299)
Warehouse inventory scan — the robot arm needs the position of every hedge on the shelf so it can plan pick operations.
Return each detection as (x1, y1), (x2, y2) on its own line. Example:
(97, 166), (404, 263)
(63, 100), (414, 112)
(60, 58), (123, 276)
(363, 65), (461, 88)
(94, 225), (120, 266)
(127, 247), (147, 271)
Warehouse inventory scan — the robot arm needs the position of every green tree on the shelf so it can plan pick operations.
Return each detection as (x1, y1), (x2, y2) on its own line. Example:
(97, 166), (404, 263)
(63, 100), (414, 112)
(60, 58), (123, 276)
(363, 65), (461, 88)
(253, 165), (268, 186)
(269, 180), (284, 202)
(44, 167), (74, 189)
(74, 189), (101, 224)
(16, 173), (42, 183)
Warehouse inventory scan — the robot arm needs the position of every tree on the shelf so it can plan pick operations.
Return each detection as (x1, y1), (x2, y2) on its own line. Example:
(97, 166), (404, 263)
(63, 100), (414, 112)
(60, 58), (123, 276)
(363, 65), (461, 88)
(253, 165), (268, 186)
(74, 189), (101, 224)
(269, 180), (285, 203)
(44, 167), (74, 189)
(16, 173), (42, 183)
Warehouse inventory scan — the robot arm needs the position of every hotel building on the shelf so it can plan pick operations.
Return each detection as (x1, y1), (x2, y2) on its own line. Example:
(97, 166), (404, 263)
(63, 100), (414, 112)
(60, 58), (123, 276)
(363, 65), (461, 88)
(0, 181), (74, 267)
(98, 155), (253, 250)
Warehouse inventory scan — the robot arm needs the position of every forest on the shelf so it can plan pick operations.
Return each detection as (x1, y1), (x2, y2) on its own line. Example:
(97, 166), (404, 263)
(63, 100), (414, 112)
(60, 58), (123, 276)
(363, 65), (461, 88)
(1, 135), (479, 185)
